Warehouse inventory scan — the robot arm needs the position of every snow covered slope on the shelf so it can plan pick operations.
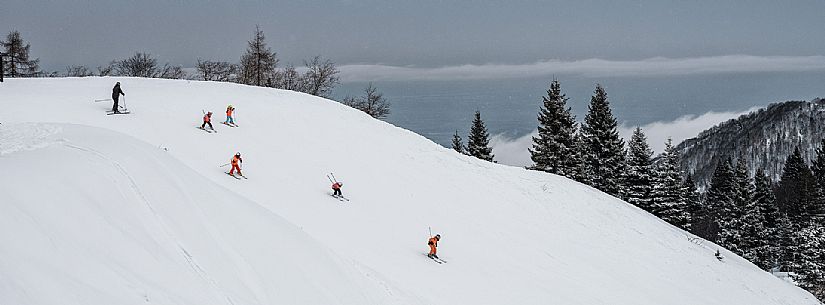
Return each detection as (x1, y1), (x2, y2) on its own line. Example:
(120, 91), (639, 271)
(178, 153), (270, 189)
(0, 123), (407, 305)
(0, 77), (821, 305)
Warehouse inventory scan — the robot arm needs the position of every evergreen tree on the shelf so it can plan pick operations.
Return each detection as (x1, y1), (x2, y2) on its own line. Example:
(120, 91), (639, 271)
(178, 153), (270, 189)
(240, 26), (279, 86)
(570, 129), (589, 184)
(682, 174), (702, 233)
(717, 158), (753, 255)
(751, 169), (781, 270)
(528, 80), (577, 177)
(811, 138), (825, 189)
(466, 111), (494, 162)
(624, 127), (655, 212)
(451, 130), (465, 154)
(580, 84), (626, 197)
(795, 221), (825, 300)
(776, 214), (800, 271)
(1, 31), (40, 77)
(704, 157), (736, 243)
(776, 147), (820, 224)
(652, 138), (690, 229)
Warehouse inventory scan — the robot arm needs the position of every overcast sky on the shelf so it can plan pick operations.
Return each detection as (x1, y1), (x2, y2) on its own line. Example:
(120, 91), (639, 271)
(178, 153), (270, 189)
(2, 0), (824, 74)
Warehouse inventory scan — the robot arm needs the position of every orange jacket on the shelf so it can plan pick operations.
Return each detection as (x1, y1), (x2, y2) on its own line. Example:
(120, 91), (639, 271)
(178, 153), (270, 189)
(203, 114), (211, 122)
(231, 155), (242, 165)
(226, 107), (234, 116)
(428, 237), (439, 247)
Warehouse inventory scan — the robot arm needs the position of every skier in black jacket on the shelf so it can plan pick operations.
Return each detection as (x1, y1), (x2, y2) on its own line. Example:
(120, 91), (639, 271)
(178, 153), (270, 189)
(111, 82), (125, 113)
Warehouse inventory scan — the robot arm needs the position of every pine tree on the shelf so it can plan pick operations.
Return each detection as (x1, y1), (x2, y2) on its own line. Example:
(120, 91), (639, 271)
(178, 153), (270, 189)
(751, 169), (781, 270)
(466, 111), (494, 162)
(624, 127), (655, 212)
(652, 138), (690, 228)
(811, 138), (825, 189)
(682, 174), (702, 233)
(580, 84), (626, 197)
(528, 80), (577, 177)
(776, 147), (820, 224)
(704, 157), (736, 243)
(240, 26), (279, 87)
(718, 158), (753, 255)
(570, 129), (589, 184)
(1, 31), (41, 77)
(795, 220), (825, 300)
(451, 130), (465, 154)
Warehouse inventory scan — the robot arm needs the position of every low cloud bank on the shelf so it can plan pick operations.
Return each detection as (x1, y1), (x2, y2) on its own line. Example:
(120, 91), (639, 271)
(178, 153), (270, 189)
(491, 108), (758, 167)
(339, 55), (825, 82)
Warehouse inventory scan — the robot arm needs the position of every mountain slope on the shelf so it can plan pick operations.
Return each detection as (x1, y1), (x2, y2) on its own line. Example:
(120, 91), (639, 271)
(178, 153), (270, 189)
(0, 123), (405, 305)
(676, 98), (825, 188)
(0, 77), (820, 305)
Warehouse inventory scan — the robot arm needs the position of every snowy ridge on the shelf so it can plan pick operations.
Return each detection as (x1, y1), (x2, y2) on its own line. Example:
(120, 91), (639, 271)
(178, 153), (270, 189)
(0, 77), (820, 305)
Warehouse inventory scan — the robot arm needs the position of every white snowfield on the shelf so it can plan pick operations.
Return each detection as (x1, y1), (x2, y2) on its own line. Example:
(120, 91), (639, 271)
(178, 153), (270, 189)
(0, 77), (820, 305)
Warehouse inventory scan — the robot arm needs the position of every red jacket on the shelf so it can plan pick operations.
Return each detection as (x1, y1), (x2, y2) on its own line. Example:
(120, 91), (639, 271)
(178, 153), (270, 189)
(332, 182), (342, 190)
(203, 114), (211, 122)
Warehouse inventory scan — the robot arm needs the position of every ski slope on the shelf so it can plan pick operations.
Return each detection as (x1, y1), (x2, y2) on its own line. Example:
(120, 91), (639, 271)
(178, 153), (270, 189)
(0, 77), (821, 305)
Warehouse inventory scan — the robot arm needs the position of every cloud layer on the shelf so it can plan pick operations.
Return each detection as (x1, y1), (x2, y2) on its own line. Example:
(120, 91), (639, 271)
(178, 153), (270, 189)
(491, 107), (758, 167)
(339, 55), (825, 82)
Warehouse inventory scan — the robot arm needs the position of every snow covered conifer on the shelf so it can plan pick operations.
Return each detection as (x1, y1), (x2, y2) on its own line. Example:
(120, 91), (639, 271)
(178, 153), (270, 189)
(451, 130), (466, 154)
(750, 169), (780, 270)
(682, 174), (702, 233)
(580, 84), (626, 197)
(652, 138), (690, 229)
(704, 157), (736, 243)
(624, 127), (655, 212)
(776, 147), (819, 224)
(794, 221), (825, 300)
(528, 80), (577, 177)
(1, 31), (41, 77)
(466, 111), (494, 162)
(570, 130), (589, 184)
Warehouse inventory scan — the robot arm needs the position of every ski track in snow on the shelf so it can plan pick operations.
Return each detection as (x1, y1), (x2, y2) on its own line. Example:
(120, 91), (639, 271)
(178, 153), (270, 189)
(61, 141), (236, 305)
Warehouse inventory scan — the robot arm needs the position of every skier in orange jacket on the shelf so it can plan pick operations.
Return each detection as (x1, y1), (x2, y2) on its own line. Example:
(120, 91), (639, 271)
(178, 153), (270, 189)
(201, 112), (214, 130)
(427, 234), (441, 259)
(224, 105), (236, 126)
(229, 152), (243, 176)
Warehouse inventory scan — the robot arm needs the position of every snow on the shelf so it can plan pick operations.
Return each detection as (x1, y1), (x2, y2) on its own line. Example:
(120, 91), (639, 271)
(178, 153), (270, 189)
(0, 77), (821, 305)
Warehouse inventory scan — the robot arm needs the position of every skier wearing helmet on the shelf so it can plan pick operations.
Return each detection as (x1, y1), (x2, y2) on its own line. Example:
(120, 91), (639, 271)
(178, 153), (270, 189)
(428, 234), (441, 259)
(201, 111), (214, 131)
(229, 152), (243, 177)
(332, 181), (343, 197)
(224, 104), (237, 126)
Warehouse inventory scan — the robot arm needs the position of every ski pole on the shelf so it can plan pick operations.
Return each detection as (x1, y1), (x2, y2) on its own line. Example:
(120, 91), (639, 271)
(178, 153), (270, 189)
(331, 173), (338, 183)
(428, 226), (432, 238)
(94, 98), (112, 103)
(218, 163), (230, 167)
(326, 175), (334, 183)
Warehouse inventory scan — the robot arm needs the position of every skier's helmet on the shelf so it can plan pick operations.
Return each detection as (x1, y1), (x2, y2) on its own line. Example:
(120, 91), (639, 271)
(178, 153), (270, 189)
(435, 234), (441, 240)
(207, 111), (212, 115)
(116, 82), (120, 85)
(228, 104), (234, 108)
(235, 152), (241, 156)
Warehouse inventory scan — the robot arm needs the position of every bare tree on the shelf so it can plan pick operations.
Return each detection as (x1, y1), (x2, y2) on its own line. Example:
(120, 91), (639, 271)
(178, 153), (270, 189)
(342, 82), (390, 119)
(65, 65), (93, 77)
(1, 30), (41, 77)
(159, 63), (186, 79)
(239, 25), (278, 86)
(115, 52), (159, 77)
(196, 59), (239, 82)
(300, 55), (339, 98)
(274, 64), (303, 91)
(97, 61), (116, 76)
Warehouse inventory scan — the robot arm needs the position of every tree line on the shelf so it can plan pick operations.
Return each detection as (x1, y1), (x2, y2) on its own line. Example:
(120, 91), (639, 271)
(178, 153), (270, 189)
(523, 79), (825, 300)
(1, 29), (389, 118)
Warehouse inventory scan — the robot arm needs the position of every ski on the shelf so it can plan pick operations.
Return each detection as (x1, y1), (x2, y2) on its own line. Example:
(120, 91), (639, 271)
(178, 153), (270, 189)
(424, 254), (445, 264)
(106, 111), (131, 115)
(197, 126), (214, 133)
(330, 194), (345, 201)
(221, 122), (238, 127)
(226, 172), (241, 180)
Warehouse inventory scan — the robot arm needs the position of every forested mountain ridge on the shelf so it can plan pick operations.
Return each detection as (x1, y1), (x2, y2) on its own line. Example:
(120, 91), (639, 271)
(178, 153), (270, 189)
(676, 98), (825, 189)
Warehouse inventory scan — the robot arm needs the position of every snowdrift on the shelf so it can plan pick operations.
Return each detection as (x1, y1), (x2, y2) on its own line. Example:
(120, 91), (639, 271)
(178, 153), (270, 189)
(0, 77), (820, 305)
